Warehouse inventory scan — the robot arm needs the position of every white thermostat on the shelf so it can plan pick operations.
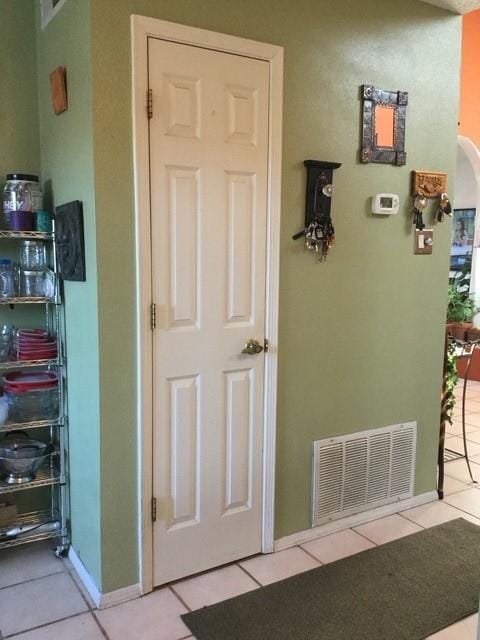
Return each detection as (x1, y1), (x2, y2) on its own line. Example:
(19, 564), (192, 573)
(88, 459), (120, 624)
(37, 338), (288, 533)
(371, 194), (400, 215)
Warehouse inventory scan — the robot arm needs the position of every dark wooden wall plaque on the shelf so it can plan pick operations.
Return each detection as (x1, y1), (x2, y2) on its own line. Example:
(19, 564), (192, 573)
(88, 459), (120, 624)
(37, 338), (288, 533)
(55, 200), (86, 281)
(412, 171), (447, 198)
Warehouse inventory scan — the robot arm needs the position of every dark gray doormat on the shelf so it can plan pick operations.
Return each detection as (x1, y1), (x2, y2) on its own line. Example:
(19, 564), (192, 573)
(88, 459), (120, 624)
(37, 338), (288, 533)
(182, 518), (480, 640)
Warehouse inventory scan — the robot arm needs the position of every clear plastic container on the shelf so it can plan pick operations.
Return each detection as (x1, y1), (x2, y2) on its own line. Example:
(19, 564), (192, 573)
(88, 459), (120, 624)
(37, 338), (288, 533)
(19, 241), (47, 269)
(0, 334), (12, 362)
(0, 260), (17, 298)
(5, 386), (59, 423)
(20, 270), (46, 297)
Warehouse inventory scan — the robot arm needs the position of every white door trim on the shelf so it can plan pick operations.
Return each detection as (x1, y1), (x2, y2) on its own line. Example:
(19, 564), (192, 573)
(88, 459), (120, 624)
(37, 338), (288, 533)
(131, 15), (284, 594)
(457, 135), (480, 311)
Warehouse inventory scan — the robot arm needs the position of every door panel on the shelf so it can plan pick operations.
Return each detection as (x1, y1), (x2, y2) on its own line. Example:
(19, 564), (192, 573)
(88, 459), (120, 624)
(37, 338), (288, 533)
(226, 172), (255, 324)
(168, 375), (200, 530)
(166, 166), (200, 329)
(149, 36), (269, 586)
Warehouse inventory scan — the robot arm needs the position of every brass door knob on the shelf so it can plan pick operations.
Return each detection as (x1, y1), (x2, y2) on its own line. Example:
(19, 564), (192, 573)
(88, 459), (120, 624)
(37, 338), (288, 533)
(241, 339), (264, 355)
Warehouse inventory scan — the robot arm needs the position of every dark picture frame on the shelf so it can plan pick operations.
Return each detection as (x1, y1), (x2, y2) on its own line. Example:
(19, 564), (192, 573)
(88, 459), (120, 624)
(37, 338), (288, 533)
(360, 85), (408, 166)
(450, 208), (476, 273)
(54, 200), (86, 282)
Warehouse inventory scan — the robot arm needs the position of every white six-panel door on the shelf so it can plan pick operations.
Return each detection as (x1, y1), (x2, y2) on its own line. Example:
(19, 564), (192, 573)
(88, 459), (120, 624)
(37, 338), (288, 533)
(148, 37), (270, 585)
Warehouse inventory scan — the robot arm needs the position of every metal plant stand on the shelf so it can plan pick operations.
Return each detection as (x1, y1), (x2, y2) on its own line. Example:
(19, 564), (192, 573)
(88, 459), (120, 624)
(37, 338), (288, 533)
(0, 227), (69, 555)
(439, 338), (478, 499)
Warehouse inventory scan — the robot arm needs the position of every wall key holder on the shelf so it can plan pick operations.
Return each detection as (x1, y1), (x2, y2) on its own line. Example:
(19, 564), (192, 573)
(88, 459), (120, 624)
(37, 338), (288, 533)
(293, 160), (342, 262)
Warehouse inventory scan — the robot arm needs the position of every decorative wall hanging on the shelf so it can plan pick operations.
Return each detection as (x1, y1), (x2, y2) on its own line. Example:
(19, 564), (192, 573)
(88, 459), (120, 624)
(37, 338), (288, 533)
(360, 85), (408, 166)
(55, 200), (86, 281)
(292, 160), (342, 262)
(50, 66), (68, 115)
(411, 171), (451, 231)
(412, 171), (447, 199)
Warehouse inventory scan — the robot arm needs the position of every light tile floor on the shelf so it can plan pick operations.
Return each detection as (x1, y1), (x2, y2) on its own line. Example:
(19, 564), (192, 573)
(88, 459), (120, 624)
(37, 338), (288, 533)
(1, 381), (480, 639)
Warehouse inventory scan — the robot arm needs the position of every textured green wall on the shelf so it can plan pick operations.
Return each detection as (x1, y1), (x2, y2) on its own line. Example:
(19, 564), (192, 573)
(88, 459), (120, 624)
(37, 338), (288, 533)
(0, 0), (43, 331)
(89, 0), (461, 590)
(0, 0), (43, 513)
(0, 0), (40, 185)
(35, 1), (102, 587)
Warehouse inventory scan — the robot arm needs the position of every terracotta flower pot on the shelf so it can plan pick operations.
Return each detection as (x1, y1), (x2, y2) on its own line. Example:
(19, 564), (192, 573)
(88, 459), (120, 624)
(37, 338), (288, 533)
(466, 327), (480, 342)
(446, 322), (473, 341)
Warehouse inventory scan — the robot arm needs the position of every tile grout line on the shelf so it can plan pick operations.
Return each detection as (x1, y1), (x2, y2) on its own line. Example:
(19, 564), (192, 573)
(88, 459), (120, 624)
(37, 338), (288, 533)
(169, 584), (193, 612)
(396, 512), (426, 528)
(67, 569), (111, 640)
(0, 566), (67, 593)
(3, 611), (87, 639)
(91, 611), (112, 640)
(296, 544), (324, 564)
(346, 528), (381, 545)
(442, 499), (480, 521)
(236, 562), (264, 587)
(68, 569), (95, 611)
(348, 527), (380, 547)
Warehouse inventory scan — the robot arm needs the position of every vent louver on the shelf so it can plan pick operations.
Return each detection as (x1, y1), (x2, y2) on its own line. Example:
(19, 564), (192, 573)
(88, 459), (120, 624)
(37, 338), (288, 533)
(312, 422), (416, 527)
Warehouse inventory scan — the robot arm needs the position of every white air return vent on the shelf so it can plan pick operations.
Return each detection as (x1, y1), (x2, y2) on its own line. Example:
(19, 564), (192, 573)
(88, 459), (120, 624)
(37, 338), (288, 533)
(312, 422), (416, 527)
(40, 0), (67, 29)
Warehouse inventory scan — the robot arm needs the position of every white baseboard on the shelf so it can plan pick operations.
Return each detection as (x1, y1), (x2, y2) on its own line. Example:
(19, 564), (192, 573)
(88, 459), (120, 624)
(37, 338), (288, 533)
(274, 490), (438, 552)
(68, 546), (142, 609)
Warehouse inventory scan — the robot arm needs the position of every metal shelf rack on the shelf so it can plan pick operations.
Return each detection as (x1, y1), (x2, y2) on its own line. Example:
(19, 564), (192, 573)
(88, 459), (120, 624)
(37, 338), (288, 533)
(0, 509), (65, 551)
(0, 224), (69, 555)
(0, 461), (63, 495)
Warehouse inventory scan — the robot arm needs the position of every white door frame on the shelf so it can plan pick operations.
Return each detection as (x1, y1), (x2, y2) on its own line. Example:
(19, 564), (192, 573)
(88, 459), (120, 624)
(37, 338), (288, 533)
(457, 135), (480, 309)
(131, 15), (284, 594)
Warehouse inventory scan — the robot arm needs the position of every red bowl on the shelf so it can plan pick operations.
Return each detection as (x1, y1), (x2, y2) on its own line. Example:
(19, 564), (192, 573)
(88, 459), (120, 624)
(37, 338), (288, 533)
(18, 343), (57, 352)
(18, 328), (48, 335)
(3, 371), (58, 390)
(18, 351), (57, 360)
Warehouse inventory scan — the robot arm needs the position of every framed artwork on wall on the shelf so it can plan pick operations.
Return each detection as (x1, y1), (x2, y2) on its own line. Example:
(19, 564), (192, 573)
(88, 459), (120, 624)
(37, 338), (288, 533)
(360, 85), (408, 166)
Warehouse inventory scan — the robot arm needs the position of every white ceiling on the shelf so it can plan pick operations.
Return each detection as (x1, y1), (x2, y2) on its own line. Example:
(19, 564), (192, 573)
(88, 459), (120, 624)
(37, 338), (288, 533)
(419, 0), (480, 13)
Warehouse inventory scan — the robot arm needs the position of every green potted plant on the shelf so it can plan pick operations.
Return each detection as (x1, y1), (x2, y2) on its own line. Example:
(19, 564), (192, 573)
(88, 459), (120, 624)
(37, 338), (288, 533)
(446, 264), (476, 340)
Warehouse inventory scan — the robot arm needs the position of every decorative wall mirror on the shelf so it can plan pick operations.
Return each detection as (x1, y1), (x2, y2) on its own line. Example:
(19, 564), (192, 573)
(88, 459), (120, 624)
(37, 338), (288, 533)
(360, 85), (408, 166)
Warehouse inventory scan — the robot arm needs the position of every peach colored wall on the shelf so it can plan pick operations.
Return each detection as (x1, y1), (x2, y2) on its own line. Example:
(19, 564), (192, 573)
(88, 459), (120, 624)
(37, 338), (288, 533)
(459, 10), (480, 148)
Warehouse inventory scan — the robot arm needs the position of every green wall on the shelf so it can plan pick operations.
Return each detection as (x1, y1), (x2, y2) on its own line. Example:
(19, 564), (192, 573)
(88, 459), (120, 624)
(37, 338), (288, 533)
(0, 0), (43, 512)
(35, 1), (102, 587)
(14, 0), (460, 593)
(89, 0), (461, 591)
(0, 0), (40, 185)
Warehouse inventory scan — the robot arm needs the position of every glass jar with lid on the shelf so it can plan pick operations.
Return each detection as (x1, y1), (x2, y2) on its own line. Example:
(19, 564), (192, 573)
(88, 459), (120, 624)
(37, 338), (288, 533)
(0, 260), (17, 298)
(19, 241), (48, 270)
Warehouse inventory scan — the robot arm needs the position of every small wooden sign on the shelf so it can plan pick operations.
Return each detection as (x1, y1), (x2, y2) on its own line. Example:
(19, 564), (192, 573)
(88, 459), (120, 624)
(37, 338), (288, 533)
(412, 170), (447, 198)
(50, 66), (68, 115)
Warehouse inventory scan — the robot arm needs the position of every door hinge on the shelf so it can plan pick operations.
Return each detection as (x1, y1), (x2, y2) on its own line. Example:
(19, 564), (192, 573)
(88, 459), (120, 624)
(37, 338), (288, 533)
(150, 303), (156, 330)
(151, 497), (157, 522)
(147, 89), (153, 119)
(264, 338), (269, 353)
